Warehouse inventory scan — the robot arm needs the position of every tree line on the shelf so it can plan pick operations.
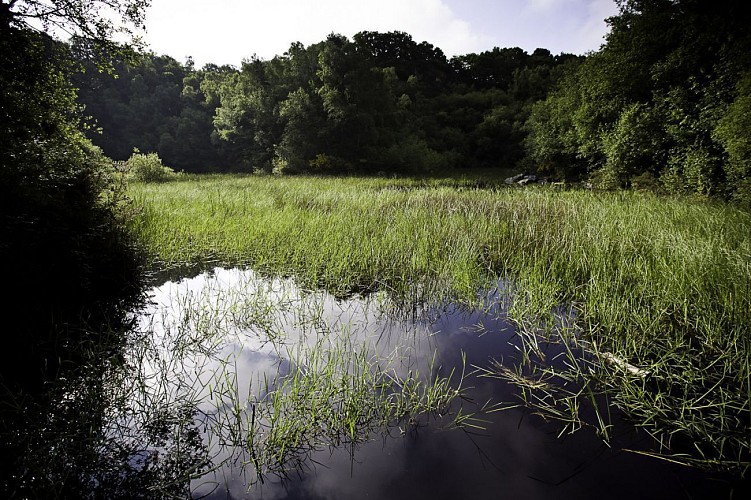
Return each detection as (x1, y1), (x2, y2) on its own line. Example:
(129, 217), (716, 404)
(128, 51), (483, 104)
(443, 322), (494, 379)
(73, 0), (751, 206)
(74, 32), (579, 175)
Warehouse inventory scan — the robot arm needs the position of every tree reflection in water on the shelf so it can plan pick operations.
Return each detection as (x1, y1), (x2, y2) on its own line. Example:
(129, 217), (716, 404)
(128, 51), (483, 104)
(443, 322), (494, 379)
(1, 320), (212, 498)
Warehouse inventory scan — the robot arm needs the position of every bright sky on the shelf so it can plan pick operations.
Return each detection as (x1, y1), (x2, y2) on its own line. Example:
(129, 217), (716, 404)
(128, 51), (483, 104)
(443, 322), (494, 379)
(143, 0), (620, 67)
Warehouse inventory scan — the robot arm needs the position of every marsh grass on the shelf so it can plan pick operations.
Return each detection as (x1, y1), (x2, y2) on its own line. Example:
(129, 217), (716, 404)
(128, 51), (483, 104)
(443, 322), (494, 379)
(130, 174), (751, 474)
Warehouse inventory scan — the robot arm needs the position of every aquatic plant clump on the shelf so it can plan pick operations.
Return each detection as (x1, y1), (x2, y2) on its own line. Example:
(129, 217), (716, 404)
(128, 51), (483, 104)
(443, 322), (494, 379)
(134, 269), (470, 488)
(234, 342), (466, 482)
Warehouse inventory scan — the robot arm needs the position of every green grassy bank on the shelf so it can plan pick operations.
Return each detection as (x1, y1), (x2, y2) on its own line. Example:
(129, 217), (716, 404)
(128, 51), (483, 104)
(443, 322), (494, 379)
(129, 173), (751, 473)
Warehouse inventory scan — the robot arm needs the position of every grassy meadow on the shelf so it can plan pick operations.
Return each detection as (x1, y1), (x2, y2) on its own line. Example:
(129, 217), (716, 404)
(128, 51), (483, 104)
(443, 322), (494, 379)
(129, 173), (751, 473)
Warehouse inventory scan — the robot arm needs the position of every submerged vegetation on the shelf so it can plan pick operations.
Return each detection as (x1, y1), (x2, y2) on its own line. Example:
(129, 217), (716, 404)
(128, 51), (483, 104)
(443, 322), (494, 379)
(131, 173), (751, 474)
(136, 268), (472, 491)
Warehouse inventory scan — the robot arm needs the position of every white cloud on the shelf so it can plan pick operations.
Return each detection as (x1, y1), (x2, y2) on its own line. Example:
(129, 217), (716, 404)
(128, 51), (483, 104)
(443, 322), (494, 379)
(142, 0), (618, 67)
(487, 0), (617, 55)
(528, 0), (566, 12)
(144, 0), (489, 67)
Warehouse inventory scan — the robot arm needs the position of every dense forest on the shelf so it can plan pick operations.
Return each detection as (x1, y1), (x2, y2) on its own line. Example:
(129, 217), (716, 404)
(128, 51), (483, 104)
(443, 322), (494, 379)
(74, 34), (578, 174)
(73, 0), (751, 206)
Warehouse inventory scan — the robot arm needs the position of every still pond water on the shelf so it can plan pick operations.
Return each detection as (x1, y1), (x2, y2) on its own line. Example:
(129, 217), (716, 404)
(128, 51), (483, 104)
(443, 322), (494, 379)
(130, 267), (742, 499)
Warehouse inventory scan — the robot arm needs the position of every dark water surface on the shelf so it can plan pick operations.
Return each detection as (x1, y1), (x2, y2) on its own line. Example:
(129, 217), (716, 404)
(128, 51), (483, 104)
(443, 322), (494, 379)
(134, 268), (745, 499)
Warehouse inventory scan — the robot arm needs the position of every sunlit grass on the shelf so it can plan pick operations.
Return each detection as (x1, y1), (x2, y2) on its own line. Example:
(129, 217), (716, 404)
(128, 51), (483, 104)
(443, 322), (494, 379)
(129, 173), (751, 473)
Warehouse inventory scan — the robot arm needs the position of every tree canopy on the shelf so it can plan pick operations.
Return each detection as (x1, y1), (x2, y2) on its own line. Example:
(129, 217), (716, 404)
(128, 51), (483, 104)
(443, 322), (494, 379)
(525, 0), (751, 203)
(0, 0), (148, 390)
(1, 0), (148, 42)
(2, 0), (154, 494)
(76, 31), (575, 175)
